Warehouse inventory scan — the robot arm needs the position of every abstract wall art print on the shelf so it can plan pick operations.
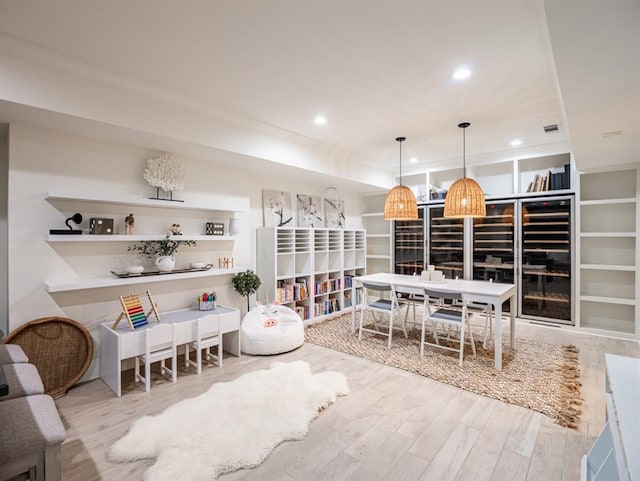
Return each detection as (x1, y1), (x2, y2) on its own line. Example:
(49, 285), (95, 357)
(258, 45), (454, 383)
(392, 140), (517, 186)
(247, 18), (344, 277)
(296, 194), (323, 227)
(263, 190), (294, 227)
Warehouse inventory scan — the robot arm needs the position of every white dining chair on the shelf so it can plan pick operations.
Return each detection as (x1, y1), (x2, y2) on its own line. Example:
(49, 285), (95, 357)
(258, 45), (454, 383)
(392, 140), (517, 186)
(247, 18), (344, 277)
(134, 323), (177, 391)
(358, 281), (408, 349)
(421, 287), (476, 366)
(185, 315), (222, 374)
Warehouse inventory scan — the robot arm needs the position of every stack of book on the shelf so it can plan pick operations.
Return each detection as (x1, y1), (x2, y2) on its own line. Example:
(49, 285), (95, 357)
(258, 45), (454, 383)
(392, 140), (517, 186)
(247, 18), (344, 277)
(525, 163), (571, 193)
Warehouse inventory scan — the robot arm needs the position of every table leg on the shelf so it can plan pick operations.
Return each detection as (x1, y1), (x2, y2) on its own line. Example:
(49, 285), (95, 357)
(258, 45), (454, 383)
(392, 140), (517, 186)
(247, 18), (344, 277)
(493, 301), (503, 370)
(510, 294), (516, 348)
(351, 285), (357, 333)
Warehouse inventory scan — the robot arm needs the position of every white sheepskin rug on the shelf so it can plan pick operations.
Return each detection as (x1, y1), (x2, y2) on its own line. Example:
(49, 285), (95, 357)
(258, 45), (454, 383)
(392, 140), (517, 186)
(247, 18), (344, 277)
(108, 360), (349, 481)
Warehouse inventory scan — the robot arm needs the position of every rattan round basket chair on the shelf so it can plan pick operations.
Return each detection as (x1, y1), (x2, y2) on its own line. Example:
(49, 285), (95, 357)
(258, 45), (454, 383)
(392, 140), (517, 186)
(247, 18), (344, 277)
(4, 316), (94, 398)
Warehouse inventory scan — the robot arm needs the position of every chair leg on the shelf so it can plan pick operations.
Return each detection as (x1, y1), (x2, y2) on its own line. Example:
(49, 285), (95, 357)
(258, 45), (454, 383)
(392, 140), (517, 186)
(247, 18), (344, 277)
(171, 354), (177, 382)
(134, 356), (141, 383)
(458, 323), (465, 367)
(184, 344), (190, 368)
(467, 317), (477, 357)
(144, 360), (151, 392)
(387, 312), (393, 349)
(358, 308), (365, 341)
(196, 346), (202, 374)
(420, 317), (427, 357)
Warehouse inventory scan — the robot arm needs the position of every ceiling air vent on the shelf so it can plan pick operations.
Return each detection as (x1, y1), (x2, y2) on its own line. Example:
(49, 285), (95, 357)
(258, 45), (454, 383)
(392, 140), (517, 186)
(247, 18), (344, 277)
(543, 124), (559, 133)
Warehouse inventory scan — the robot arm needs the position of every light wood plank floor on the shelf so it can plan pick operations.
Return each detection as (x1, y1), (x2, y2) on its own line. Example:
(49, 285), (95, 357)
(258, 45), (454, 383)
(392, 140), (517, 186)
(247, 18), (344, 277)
(55, 321), (639, 481)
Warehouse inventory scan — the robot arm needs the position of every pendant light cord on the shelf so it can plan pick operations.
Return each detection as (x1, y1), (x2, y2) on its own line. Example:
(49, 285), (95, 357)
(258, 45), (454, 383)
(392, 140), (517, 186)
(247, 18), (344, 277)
(395, 136), (406, 186)
(463, 127), (466, 179)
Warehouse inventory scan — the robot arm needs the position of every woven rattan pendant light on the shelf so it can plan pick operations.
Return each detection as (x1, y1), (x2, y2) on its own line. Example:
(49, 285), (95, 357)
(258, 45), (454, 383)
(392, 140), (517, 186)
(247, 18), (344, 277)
(384, 137), (418, 220)
(444, 122), (486, 218)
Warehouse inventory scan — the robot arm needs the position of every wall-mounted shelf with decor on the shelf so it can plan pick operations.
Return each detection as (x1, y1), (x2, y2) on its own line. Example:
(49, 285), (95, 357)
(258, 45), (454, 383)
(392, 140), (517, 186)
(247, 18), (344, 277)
(47, 234), (236, 242)
(46, 191), (249, 213)
(44, 266), (244, 293)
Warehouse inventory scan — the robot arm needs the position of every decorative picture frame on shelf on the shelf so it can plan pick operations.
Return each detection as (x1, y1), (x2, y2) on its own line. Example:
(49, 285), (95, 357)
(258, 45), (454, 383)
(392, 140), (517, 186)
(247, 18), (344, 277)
(205, 222), (224, 235)
(262, 190), (293, 227)
(296, 194), (323, 227)
(324, 187), (345, 228)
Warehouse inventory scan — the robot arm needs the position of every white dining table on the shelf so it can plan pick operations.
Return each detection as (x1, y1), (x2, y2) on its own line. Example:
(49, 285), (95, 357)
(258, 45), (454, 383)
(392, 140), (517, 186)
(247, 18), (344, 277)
(351, 273), (517, 370)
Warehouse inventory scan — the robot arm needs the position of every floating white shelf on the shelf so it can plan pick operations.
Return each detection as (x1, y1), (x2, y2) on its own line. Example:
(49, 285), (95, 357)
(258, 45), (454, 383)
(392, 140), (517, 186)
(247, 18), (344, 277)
(45, 267), (244, 293)
(580, 264), (636, 272)
(580, 197), (636, 206)
(366, 255), (391, 259)
(47, 234), (236, 242)
(361, 212), (384, 217)
(580, 295), (636, 306)
(366, 234), (391, 238)
(46, 190), (249, 213)
(579, 232), (636, 238)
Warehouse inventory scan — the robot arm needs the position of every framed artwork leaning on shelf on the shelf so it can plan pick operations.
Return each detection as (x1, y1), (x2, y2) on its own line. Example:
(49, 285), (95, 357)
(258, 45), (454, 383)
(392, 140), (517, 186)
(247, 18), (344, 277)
(296, 194), (323, 227)
(263, 190), (293, 227)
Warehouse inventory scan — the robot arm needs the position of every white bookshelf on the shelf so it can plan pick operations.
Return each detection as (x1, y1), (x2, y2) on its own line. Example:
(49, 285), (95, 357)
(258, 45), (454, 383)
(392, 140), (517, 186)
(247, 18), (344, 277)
(47, 234), (236, 242)
(256, 227), (366, 324)
(579, 169), (639, 337)
(361, 194), (392, 274)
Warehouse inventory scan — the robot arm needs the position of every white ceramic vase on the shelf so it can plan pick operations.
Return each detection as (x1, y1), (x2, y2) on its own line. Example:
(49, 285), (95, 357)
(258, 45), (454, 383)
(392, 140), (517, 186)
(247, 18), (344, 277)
(228, 217), (240, 236)
(156, 255), (176, 272)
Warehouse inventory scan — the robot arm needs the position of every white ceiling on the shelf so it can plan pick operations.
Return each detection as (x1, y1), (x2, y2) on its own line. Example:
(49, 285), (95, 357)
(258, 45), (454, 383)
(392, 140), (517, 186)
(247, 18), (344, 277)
(0, 0), (636, 184)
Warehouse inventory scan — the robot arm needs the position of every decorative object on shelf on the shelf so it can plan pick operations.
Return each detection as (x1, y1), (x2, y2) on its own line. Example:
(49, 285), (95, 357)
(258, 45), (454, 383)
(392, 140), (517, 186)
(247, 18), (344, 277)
(190, 261), (205, 269)
(127, 235), (197, 272)
(262, 189), (293, 227)
(296, 194), (323, 227)
(198, 291), (217, 311)
(49, 212), (83, 235)
(143, 152), (185, 202)
(89, 217), (114, 235)
(124, 213), (135, 235)
(228, 217), (240, 235)
(218, 257), (234, 269)
(112, 290), (160, 331)
(205, 222), (224, 235)
(156, 255), (176, 272)
(232, 269), (262, 313)
(384, 137), (418, 220)
(126, 265), (144, 275)
(444, 122), (486, 218)
(168, 223), (182, 235)
(324, 186), (345, 228)
(110, 263), (214, 278)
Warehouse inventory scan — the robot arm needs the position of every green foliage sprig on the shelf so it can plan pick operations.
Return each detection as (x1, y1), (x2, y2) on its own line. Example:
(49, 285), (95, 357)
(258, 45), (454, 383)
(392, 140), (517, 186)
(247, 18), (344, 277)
(128, 235), (197, 257)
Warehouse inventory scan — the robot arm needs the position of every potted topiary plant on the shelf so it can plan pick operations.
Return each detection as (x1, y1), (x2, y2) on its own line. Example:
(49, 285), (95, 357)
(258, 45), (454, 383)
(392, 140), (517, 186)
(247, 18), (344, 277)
(232, 269), (262, 313)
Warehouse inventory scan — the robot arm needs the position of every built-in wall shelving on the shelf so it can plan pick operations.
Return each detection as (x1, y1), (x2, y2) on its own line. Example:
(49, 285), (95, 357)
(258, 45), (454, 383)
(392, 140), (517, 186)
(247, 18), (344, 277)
(361, 194), (392, 274)
(44, 191), (245, 294)
(579, 169), (638, 337)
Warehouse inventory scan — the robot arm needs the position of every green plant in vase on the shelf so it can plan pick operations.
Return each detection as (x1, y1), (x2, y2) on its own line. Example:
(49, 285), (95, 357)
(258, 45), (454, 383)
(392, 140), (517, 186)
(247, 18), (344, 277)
(232, 269), (262, 313)
(128, 235), (197, 272)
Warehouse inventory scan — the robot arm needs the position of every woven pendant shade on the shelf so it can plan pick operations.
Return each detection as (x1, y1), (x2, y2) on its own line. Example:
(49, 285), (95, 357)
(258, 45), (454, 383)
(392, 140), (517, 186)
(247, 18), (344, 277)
(444, 122), (486, 218)
(384, 185), (419, 220)
(443, 177), (486, 218)
(383, 136), (418, 220)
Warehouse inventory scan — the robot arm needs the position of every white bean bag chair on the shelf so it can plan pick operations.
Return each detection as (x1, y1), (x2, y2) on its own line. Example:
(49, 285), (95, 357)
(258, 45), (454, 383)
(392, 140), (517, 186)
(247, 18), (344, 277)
(241, 304), (304, 355)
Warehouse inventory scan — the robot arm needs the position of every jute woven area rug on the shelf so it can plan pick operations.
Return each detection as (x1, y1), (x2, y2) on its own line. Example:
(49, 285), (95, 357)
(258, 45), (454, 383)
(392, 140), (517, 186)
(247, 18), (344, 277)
(305, 311), (582, 428)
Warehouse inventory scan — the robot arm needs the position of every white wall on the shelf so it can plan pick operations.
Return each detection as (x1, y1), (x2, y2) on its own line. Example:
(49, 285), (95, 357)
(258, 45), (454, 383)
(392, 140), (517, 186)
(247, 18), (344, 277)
(7, 123), (361, 379)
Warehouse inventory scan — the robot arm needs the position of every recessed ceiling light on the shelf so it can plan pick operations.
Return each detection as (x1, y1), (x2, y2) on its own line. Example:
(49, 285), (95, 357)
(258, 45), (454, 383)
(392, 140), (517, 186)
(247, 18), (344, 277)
(314, 115), (327, 125)
(409, 157), (418, 163)
(510, 139), (523, 146)
(452, 67), (471, 80)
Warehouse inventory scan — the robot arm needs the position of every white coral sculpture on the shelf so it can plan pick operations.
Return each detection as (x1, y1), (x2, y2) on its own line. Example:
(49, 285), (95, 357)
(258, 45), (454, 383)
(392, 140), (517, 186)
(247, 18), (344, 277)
(143, 153), (185, 192)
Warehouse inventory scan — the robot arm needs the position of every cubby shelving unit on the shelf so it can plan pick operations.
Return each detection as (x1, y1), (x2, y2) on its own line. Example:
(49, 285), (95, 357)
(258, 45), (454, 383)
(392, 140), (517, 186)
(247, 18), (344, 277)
(257, 227), (366, 324)
(579, 169), (638, 337)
